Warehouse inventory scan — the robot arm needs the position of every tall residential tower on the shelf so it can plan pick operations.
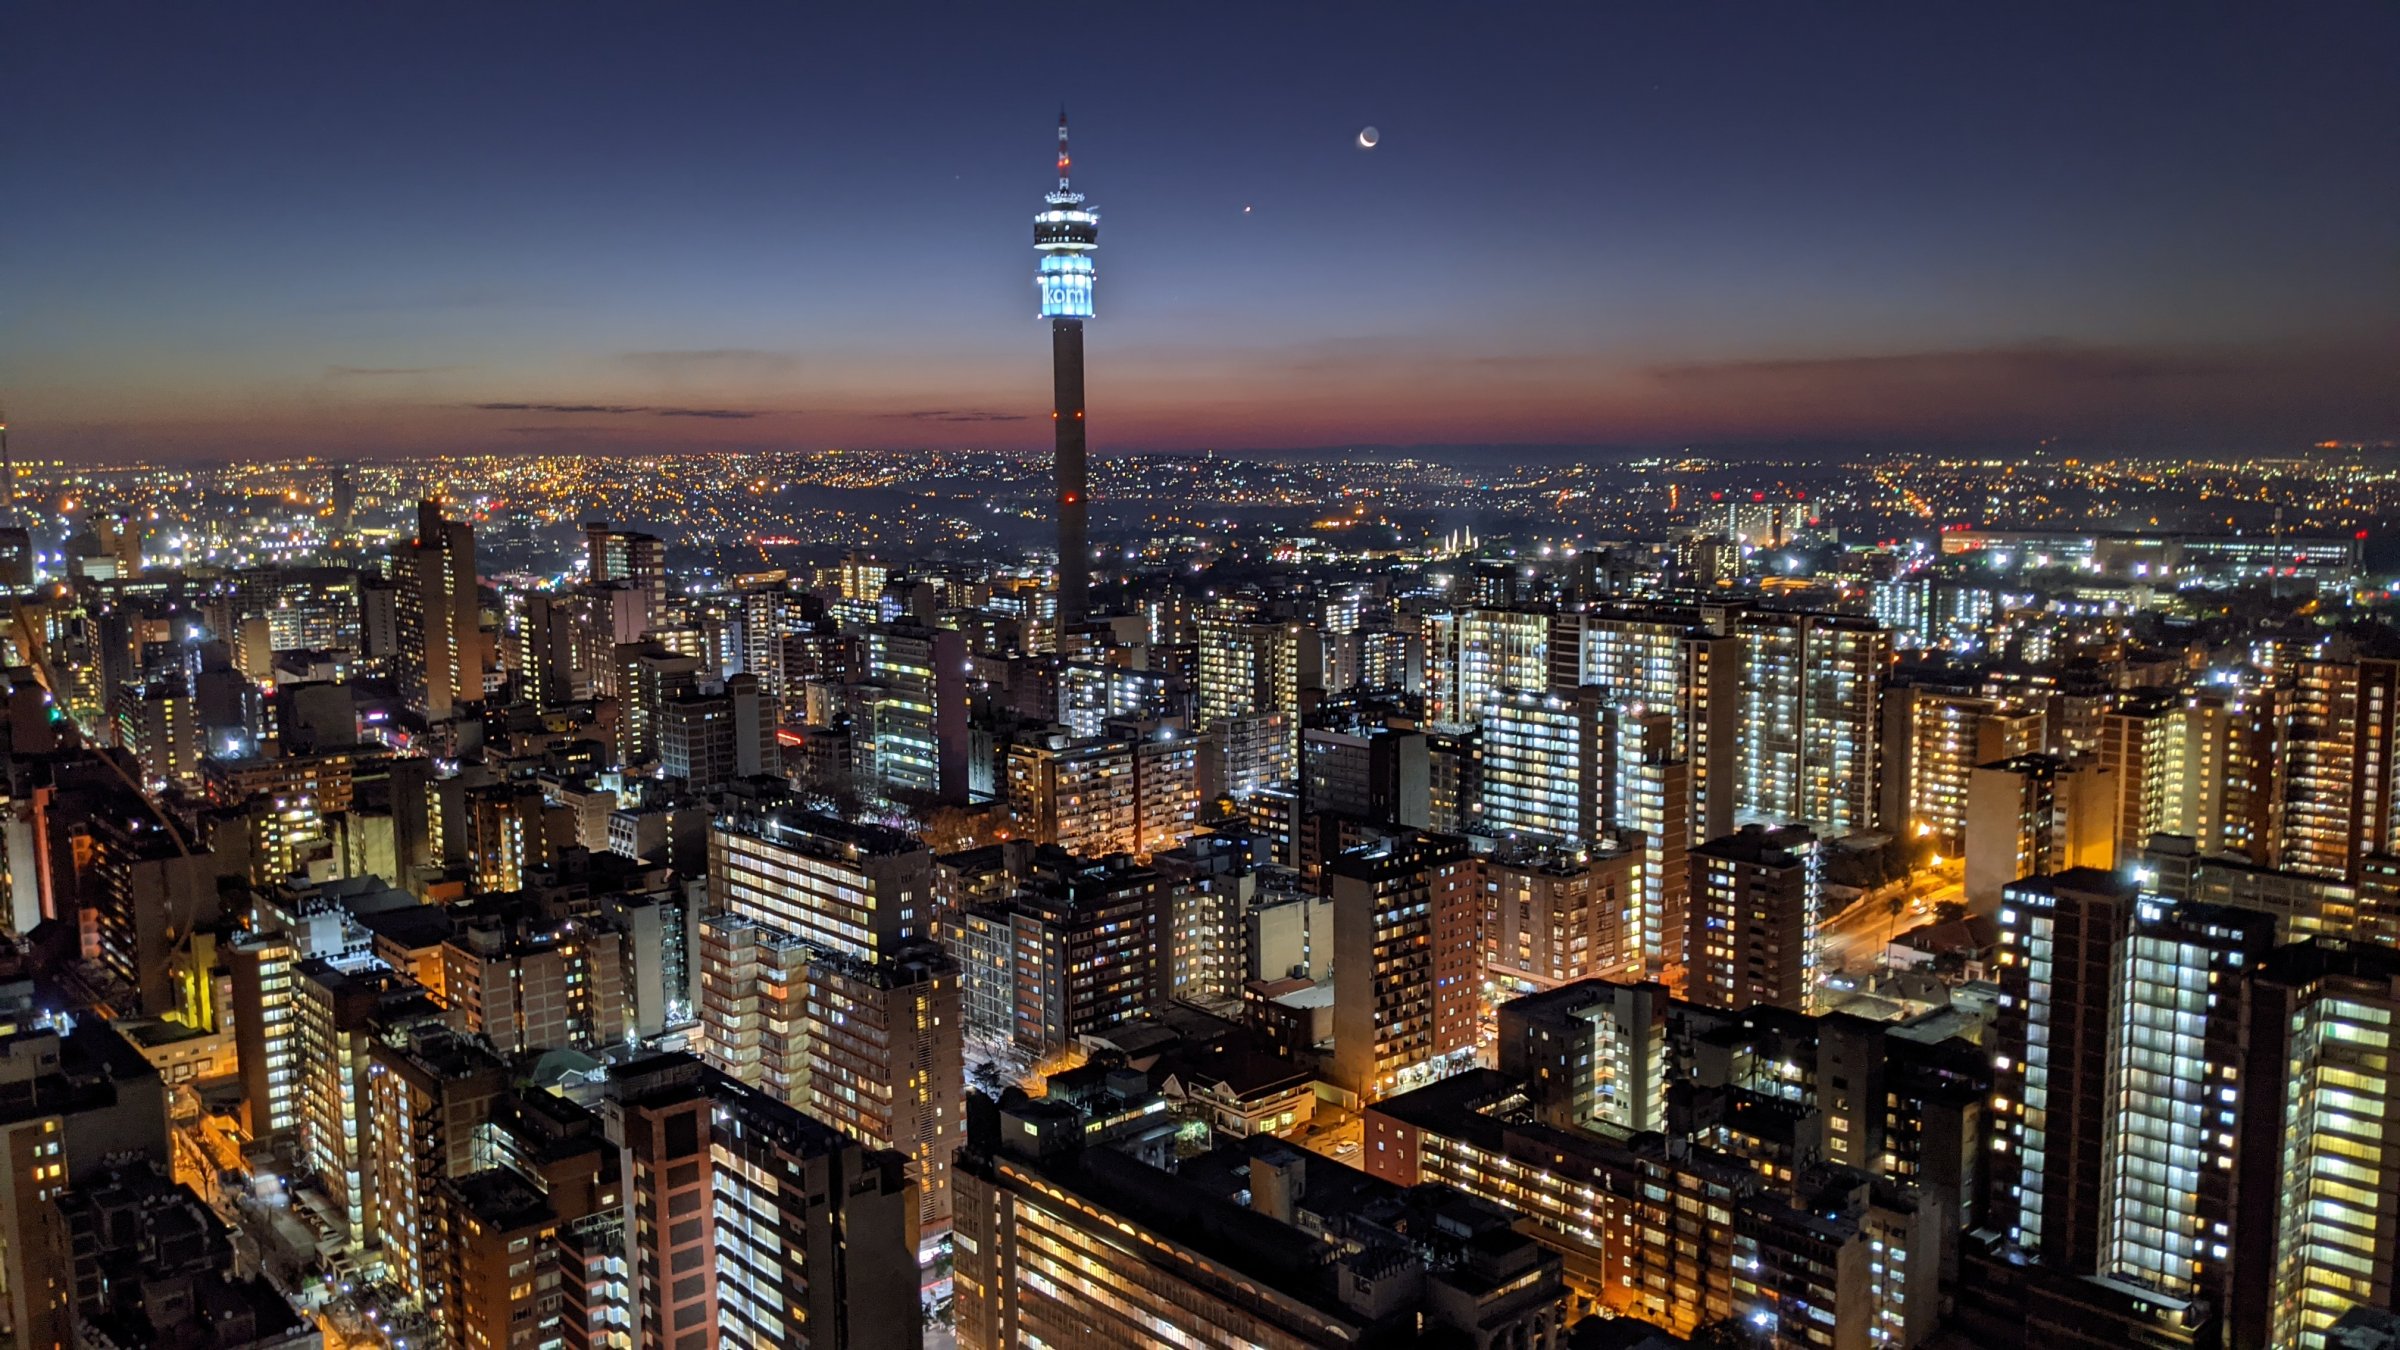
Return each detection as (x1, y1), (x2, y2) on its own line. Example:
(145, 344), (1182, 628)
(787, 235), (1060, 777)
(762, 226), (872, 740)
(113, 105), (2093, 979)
(395, 499), (486, 720)
(1035, 112), (1097, 628)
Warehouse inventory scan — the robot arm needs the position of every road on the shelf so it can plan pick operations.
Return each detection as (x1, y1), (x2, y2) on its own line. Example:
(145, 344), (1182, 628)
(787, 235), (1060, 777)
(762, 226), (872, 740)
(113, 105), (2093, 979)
(1293, 1107), (1365, 1166)
(1818, 875), (1962, 976)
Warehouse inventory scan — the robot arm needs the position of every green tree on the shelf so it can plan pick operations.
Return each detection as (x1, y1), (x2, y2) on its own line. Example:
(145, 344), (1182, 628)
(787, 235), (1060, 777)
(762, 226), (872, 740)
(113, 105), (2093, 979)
(1688, 1318), (1762, 1349)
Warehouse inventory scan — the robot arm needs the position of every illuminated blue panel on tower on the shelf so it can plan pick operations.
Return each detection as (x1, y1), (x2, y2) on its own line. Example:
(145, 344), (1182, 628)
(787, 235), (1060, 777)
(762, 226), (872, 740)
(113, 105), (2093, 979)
(1037, 252), (1095, 318)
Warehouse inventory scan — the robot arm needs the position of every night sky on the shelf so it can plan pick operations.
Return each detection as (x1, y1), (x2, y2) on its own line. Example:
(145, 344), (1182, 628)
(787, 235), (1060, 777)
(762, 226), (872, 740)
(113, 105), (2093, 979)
(6, 4), (2395, 462)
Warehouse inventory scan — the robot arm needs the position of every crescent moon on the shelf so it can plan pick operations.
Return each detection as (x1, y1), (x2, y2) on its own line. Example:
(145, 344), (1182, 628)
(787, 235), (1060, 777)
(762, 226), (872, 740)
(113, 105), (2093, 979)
(1357, 127), (1379, 149)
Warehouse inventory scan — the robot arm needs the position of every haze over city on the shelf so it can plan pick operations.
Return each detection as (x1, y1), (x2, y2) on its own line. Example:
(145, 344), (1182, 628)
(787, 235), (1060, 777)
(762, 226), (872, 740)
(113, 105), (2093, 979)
(6, 3), (2396, 461)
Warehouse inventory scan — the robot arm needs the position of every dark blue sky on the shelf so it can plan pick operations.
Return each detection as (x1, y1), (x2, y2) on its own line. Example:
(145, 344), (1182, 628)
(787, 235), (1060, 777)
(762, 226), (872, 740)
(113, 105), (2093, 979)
(5, 3), (2395, 460)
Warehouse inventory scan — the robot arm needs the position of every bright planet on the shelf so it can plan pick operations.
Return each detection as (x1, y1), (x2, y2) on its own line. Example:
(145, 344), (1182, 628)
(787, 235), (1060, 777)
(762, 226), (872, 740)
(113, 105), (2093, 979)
(1357, 126), (1379, 149)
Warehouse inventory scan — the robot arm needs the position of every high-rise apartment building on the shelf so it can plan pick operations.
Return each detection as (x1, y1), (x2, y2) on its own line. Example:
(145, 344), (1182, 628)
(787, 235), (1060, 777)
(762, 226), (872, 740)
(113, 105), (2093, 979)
(861, 621), (969, 802)
(1735, 611), (1887, 837)
(1881, 685), (2044, 852)
(1480, 684), (1609, 846)
(1196, 620), (1319, 790)
(111, 679), (202, 792)
(611, 640), (702, 769)
(2098, 898), (2279, 1311)
(440, 911), (631, 1055)
(1217, 710), (1299, 801)
(583, 519), (667, 609)
(1005, 724), (1197, 860)
(1330, 831), (1480, 1100)
(795, 947), (963, 1233)
(81, 811), (235, 1017)
(2252, 939), (2400, 1348)
(435, 1090), (625, 1350)
(2098, 658), (2400, 888)
(435, 1166), (605, 1350)
(949, 848), (1167, 1053)
(1495, 977), (1671, 1133)
(2138, 835), (2400, 946)
(2281, 654), (2400, 881)
(703, 809), (963, 1231)
(1989, 896), (2400, 1346)
(1055, 660), (1185, 737)
(657, 673), (777, 790)
(365, 1022), (507, 1305)
(954, 1098), (1567, 1350)
(1426, 727), (1480, 834)
(602, 884), (700, 1039)
(696, 911), (812, 1102)
(1686, 824), (1821, 1012)
(227, 931), (303, 1138)
(1423, 607), (1555, 729)
(1354, 625), (1424, 692)
(1363, 1067), (1755, 1336)
(2100, 686), (2280, 867)
(395, 500), (487, 720)
(708, 810), (935, 962)
(1573, 605), (1740, 844)
(1153, 833), (1264, 1002)
(294, 958), (439, 1250)
(0, 1024), (172, 1350)
(606, 1052), (920, 1350)
(1990, 867), (2137, 1273)
(1733, 1170), (1942, 1350)
(1300, 707), (1431, 829)
(1963, 752), (2117, 910)
(1612, 706), (1690, 970)
(1379, 987), (1968, 1341)
(1481, 844), (1644, 995)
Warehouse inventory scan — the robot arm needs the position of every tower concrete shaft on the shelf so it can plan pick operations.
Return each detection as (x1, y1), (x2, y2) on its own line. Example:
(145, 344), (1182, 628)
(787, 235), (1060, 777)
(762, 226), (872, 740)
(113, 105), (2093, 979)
(1052, 318), (1088, 627)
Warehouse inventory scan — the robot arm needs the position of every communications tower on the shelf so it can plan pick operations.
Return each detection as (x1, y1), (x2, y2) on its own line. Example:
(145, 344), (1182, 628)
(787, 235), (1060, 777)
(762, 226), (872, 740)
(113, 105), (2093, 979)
(1034, 112), (1097, 628)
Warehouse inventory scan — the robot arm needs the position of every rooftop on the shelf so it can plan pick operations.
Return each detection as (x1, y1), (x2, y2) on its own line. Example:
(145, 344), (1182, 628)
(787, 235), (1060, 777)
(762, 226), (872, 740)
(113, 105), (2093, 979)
(444, 1167), (554, 1232)
(1154, 1042), (1315, 1100)
(721, 806), (927, 860)
(1328, 830), (1473, 880)
(1692, 822), (1817, 867)
(350, 902), (456, 950)
(995, 1145), (1358, 1337)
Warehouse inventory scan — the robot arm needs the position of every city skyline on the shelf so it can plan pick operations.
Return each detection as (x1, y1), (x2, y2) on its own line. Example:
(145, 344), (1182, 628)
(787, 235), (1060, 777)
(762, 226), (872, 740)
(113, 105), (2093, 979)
(8, 12), (2400, 1348)
(7, 3), (2398, 462)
